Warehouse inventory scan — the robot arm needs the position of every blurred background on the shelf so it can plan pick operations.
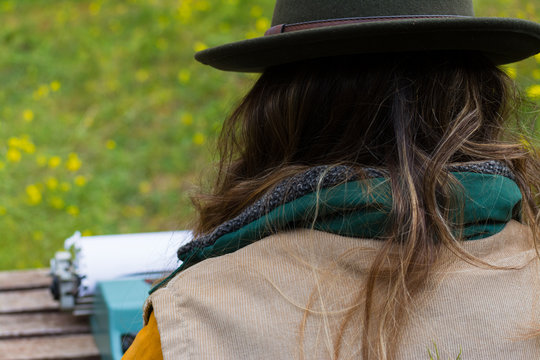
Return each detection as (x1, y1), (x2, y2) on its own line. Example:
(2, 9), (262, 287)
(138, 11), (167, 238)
(0, 0), (538, 270)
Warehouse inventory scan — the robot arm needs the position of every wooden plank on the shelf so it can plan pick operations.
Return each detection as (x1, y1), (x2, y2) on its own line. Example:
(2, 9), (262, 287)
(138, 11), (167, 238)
(0, 289), (58, 314)
(0, 313), (90, 339)
(0, 334), (100, 360)
(0, 269), (102, 359)
(0, 269), (51, 292)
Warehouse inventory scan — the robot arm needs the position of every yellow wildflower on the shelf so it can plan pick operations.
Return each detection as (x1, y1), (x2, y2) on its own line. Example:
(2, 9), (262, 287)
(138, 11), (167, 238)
(7, 148), (21, 162)
(500, 65), (516, 80)
(46, 177), (59, 190)
(250, 5), (263, 17)
(33, 84), (49, 100)
(50, 81), (61, 92)
(526, 85), (540, 100)
(516, 10), (526, 19)
(1, 1), (14, 12)
(82, 230), (93, 236)
(181, 113), (194, 125)
(22, 109), (34, 122)
(8, 137), (21, 148)
(89, 1), (101, 15)
(26, 184), (42, 205)
(177, 2), (192, 22)
(49, 196), (65, 209)
(535, 54), (540, 63)
(135, 69), (149, 83)
(193, 42), (208, 52)
(106, 140), (116, 150)
(36, 155), (47, 167)
(193, 132), (205, 145)
(138, 181), (151, 194)
(48, 156), (61, 168)
(32, 231), (44, 241)
(22, 142), (35, 154)
(20, 137), (35, 154)
(520, 135), (534, 152)
(255, 17), (271, 33)
(178, 69), (191, 84)
(60, 182), (71, 192)
(66, 153), (82, 172)
(0, 206), (6, 215)
(67, 205), (80, 216)
(55, 10), (67, 25)
(74, 175), (87, 187)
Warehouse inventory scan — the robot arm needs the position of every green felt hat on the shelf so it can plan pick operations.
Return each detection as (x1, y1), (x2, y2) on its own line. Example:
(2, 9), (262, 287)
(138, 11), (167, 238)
(194, 0), (540, 72)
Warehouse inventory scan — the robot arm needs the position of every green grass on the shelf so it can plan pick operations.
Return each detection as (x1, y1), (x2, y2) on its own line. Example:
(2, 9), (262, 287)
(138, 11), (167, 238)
(0, 0), (538, 269)
(428, 343), (462, 360)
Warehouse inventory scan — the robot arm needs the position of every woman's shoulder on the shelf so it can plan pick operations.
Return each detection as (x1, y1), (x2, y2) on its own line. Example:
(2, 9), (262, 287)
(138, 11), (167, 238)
(147, 229), (362, 359)
(147, 222), (540, 359)
(158, 220), (535, 294)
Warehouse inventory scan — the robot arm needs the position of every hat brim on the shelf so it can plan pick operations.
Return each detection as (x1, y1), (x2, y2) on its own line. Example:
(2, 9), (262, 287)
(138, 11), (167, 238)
(195, 17), (540, 72)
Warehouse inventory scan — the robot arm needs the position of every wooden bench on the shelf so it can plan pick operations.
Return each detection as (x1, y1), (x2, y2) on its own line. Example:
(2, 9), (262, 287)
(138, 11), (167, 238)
(0, 269), (100, 360)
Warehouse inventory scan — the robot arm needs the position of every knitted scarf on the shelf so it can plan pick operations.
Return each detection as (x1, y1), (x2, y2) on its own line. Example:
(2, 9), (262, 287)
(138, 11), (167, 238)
(151, 161), (521, 294)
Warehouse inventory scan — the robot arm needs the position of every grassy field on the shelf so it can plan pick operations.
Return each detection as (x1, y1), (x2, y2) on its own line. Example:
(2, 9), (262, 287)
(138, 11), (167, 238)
(0, 0), (539, 270)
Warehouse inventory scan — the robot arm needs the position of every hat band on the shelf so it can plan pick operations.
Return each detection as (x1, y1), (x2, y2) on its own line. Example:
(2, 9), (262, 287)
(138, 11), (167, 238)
(265, 15), (468, 35)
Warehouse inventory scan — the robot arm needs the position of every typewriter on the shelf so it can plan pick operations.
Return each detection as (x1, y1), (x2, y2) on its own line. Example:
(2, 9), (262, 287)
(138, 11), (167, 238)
(49, 230), (192, 360)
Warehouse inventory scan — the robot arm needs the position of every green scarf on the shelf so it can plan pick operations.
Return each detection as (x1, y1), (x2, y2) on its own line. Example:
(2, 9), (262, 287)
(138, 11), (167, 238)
(151, 170), (521, 294)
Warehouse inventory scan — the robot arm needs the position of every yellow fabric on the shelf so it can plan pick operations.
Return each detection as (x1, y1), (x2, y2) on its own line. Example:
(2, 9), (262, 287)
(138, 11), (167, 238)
(122, 311), (163, 360)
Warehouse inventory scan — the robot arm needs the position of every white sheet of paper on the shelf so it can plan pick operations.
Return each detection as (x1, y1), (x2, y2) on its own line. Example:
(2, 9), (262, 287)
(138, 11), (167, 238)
(64, 230), (192, 297)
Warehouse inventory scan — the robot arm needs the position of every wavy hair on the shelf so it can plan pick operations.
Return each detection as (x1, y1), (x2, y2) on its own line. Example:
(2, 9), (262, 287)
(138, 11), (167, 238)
(192, 52), (540, 359)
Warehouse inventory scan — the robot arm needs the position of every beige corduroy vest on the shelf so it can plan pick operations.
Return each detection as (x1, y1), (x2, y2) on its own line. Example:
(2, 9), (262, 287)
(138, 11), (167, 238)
(145, 220), (540, 359)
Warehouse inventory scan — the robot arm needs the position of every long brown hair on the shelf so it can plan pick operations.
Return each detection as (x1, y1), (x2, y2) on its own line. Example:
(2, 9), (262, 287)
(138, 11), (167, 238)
(192, 52), (540, 359)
